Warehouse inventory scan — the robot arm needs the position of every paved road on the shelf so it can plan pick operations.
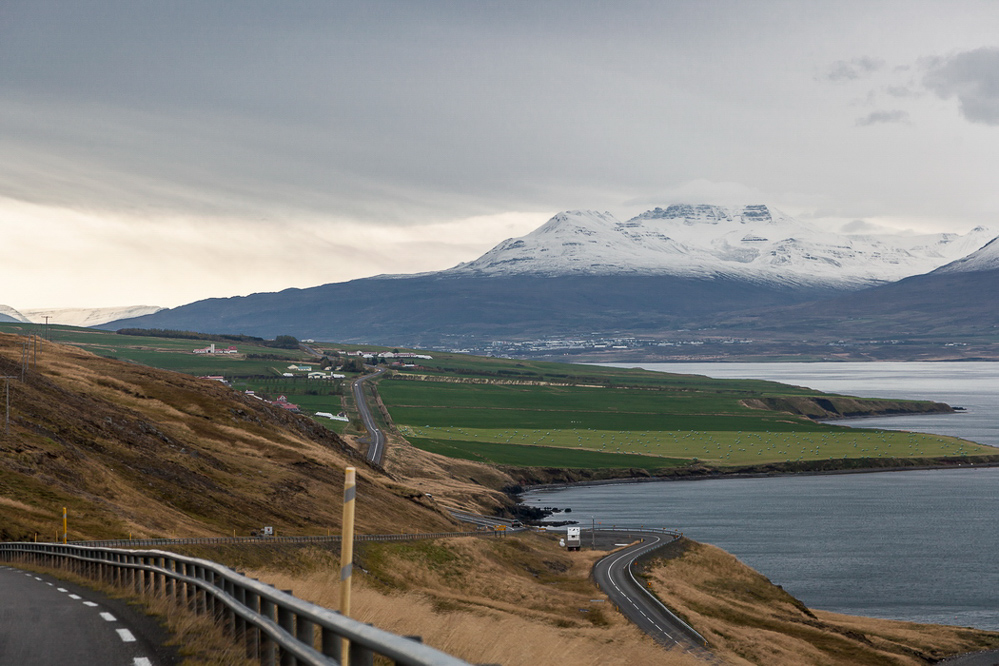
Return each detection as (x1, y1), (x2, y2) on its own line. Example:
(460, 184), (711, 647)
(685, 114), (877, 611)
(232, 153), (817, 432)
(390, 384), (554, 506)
(0, 565), (176, 666)
(352, 367), (387, 464)
(591, 530), (710, 654)
(940, 650), (999, 666)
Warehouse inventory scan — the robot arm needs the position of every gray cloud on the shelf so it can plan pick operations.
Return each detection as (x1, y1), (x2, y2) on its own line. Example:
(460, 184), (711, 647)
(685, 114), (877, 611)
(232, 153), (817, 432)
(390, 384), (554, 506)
(856, 110), (909, 126)
(923, 48), (999, 125)
(824, 56), (885, 82)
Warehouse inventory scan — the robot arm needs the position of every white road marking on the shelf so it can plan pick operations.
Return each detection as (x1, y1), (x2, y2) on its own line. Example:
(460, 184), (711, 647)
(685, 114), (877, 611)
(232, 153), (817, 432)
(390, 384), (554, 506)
(34, 576), (42, 580)
(116, 628), (137, 643)
(100, 612), (117, 622)
(68, 594), (81, 600)
(57, 587), (68, 592)
(134, 658), (153, 666)
(83, 601), (98, 607)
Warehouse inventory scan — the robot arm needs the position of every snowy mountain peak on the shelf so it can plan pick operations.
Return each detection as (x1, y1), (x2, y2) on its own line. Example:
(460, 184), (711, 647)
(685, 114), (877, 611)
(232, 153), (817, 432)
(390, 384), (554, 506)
(933, 236), (999, 274)
(0, 305), (29, 323)
(20, 306), (164, 327)
(447, 204), (996, 290)
(633, 203), (780, 225)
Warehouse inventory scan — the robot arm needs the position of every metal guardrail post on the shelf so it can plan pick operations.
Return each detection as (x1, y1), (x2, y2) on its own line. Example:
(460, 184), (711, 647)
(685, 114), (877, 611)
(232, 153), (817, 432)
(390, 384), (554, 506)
(260, 597), (277, 666)
(296, 614), (314, 659)
(321, 624), (341, 662)
(277, 601), (294, 666)
(244, 588), (260, 659)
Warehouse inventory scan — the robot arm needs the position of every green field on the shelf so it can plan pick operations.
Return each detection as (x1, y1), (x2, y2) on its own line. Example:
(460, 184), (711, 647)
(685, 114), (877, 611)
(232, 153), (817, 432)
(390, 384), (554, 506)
(380, 376), (993, 469)
(9, 323), (995, 470)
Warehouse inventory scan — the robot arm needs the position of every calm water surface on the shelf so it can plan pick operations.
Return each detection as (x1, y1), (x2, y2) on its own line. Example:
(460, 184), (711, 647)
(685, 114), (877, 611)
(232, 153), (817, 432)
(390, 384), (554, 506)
(523, 362), (999, 629)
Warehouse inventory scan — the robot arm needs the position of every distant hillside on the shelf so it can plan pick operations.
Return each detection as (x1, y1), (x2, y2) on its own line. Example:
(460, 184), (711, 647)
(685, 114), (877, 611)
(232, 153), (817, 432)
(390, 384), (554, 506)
(0, 333), (456, 540)
(723, 266), (999, 341)
(101, 273), (839, 345)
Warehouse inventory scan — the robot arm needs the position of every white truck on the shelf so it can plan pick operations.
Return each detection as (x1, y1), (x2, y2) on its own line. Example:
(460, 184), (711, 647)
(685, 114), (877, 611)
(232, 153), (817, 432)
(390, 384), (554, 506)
(566, 526), (581, 551)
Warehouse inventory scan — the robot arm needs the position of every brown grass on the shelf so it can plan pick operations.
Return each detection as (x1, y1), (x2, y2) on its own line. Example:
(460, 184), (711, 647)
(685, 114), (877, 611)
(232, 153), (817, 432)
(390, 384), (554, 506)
(643, 539), (999, 665)
(0, 334), (460, 541)
(240, 538), (703, 666)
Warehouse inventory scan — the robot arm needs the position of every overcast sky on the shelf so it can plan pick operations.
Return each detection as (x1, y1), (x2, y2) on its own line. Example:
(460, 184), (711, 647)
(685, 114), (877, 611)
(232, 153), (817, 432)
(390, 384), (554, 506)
(3, 1), (999, 309)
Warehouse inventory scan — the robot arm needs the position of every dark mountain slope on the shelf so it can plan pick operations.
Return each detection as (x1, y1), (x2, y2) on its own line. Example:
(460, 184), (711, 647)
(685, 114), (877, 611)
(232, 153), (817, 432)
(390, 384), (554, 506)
(722, 268), (999, 339)
(103, 274), (838, 345)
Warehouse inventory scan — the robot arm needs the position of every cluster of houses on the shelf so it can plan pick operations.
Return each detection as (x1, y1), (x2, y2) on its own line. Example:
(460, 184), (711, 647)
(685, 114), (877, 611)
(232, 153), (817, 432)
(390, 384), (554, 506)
(342, 351), (433, 360)
(282, 365), (346, 379)
(193, 343), (238, 355)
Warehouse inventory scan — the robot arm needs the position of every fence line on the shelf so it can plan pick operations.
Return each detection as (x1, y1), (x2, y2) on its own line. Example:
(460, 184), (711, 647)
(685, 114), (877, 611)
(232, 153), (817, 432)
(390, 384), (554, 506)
(79, 528), (506, 549)
(0, 542), (475, 666)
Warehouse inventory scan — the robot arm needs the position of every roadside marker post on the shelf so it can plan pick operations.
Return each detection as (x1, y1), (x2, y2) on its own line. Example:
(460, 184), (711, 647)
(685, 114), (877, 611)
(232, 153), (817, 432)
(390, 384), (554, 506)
(340, 466), (357, 661)
(62, 507), (67, 544)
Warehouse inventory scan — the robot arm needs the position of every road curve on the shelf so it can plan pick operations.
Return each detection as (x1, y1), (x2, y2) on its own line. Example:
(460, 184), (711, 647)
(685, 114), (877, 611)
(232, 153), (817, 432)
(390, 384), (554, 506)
(591, 530), (710, 653)
(352, 367), (387, 464)
(0, 565), (174, 665)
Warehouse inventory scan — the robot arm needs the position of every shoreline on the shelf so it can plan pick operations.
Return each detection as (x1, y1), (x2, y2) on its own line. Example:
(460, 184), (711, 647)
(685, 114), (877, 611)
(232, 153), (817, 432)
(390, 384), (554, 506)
(511, 456), (999, 494)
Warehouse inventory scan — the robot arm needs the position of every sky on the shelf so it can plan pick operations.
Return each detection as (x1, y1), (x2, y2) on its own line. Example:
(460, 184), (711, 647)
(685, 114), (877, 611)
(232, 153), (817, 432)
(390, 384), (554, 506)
(3, 1), (999, 309)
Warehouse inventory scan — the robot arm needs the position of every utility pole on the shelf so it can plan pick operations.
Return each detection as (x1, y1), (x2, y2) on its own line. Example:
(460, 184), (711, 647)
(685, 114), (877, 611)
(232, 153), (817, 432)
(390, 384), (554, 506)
(1, 376), (14, 435)
(43, 316), (50, 341)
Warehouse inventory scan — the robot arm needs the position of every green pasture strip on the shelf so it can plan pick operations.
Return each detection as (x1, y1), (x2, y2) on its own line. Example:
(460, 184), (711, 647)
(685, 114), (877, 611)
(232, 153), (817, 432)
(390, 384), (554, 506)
(388, 405), (821, 432)
(406, 437), (686, 470)
(402, 426), (988, 466)
(378, 380), (778, 415)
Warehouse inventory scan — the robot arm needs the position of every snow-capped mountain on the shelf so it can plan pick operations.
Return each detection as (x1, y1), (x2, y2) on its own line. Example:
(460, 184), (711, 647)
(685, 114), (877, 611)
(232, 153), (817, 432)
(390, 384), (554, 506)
(21, 306), (163, 327)
(932, 237), (999, 274)
(0, 305), (29, 323)
(448, 205), (995, 289)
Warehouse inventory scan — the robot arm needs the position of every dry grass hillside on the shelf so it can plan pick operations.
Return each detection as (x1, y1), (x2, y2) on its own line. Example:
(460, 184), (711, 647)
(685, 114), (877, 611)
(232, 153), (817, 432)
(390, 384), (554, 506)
(0, 333), (456, 540)
(220, 535), (703, 666)
(4, 332), (997, 666)
(642, 539), (999, 665)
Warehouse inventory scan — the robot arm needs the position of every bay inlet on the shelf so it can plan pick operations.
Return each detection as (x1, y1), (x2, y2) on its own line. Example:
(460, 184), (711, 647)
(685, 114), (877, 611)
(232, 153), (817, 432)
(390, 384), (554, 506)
(522, 362), (999, 630)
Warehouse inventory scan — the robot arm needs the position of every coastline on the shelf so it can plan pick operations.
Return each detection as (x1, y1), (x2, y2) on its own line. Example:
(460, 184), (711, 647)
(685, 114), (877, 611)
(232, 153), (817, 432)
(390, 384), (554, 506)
(508, 455), (999, 494)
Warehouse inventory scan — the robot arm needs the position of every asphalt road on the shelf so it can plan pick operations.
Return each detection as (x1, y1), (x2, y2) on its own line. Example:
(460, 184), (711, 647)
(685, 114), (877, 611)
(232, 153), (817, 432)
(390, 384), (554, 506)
(590, 530), (710, 654)
(0, 565), (176, 666)
(352, 367), (386, 464)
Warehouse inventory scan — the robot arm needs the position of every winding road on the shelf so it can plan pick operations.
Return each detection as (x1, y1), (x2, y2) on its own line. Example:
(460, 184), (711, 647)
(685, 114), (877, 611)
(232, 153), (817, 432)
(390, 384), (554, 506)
(590, 529), (710, 653)
(352, 367), (387, 464)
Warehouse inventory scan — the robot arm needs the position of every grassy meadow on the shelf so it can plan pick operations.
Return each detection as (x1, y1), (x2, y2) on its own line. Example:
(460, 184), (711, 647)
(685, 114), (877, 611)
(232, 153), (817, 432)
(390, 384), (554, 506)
(380, 377), (992, 469)
(6, 323), (994, 470)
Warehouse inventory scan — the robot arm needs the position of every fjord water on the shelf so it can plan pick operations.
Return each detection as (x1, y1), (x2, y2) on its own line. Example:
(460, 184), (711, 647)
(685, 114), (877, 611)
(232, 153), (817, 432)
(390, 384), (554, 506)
(523, 362), (999, 629)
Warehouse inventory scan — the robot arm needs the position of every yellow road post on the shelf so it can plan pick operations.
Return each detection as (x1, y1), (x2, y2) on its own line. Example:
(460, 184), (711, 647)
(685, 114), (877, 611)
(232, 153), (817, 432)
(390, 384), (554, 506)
(340, 466), (357, 660)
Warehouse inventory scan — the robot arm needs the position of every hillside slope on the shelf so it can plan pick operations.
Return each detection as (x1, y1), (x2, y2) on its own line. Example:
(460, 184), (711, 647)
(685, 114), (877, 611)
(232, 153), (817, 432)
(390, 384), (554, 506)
(0, 333), (458, 540)
(102, 274), (836, 345)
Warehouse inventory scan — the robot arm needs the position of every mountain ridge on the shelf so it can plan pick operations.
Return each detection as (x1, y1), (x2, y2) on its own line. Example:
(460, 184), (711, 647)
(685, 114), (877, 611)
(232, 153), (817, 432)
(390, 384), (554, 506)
(446, 205), (995, 289)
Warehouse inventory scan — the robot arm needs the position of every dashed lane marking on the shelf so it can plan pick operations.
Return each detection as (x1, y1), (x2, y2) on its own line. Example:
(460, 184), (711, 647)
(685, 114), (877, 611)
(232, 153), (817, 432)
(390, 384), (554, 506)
(68, 594), (81, 600)
(134, 659), (153, 666)
(57, 587), (68, 593)
(83, 601), (98, 607)
(100, 612), (117, 622)
(116, 628), (137, 643)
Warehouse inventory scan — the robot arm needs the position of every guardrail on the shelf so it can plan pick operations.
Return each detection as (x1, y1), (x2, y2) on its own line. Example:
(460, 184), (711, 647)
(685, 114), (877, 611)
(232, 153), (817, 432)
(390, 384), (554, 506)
(80, 529), (506, 549)
(0, 542), (473, 666)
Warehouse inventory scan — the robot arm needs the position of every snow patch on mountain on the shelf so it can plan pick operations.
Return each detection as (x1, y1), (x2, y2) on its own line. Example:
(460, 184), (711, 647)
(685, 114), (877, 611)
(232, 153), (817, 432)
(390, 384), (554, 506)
(0, 305), (29, 323)
(447, 205), (995, 290)
(21, 306), (164, 327)
(933, 235), (999, 274)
